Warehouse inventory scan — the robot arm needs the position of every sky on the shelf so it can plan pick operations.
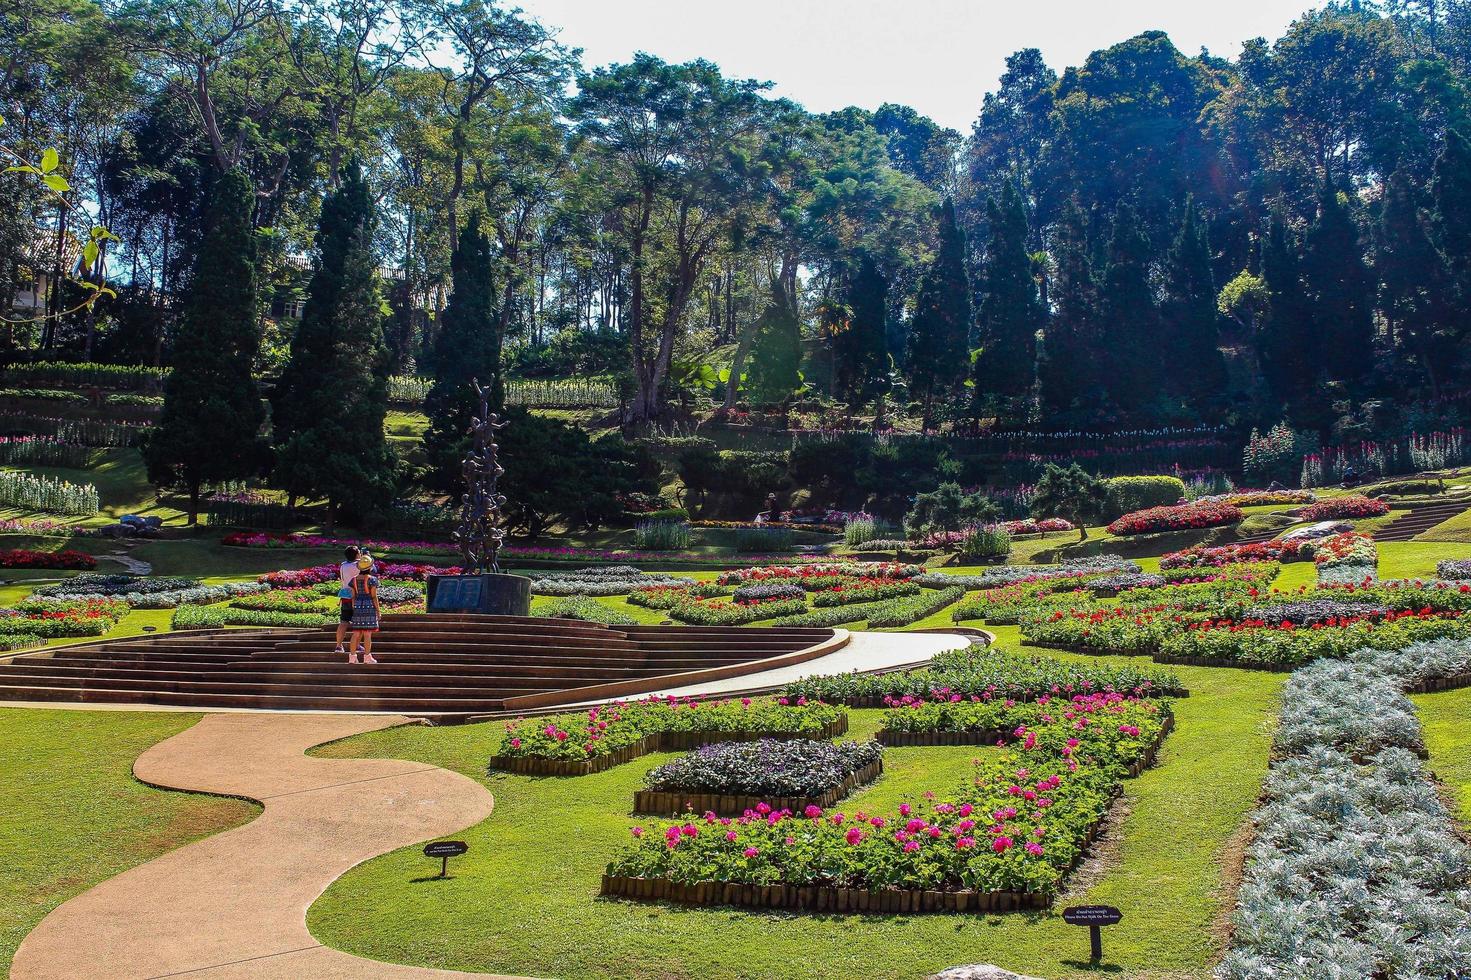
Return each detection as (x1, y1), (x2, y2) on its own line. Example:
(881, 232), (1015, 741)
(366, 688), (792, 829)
(511, 0), (1325, 132)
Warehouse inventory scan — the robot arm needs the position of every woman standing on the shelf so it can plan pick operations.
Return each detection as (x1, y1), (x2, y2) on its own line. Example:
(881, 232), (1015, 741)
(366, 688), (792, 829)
(348, 554), (381, 664)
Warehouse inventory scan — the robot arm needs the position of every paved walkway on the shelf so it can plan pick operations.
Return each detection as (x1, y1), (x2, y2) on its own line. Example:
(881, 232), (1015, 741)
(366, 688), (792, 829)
(12, 713), (514, 979)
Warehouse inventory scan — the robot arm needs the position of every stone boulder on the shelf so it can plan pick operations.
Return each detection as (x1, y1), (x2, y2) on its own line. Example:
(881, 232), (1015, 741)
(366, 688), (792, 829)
(929, 967), (1047, 980)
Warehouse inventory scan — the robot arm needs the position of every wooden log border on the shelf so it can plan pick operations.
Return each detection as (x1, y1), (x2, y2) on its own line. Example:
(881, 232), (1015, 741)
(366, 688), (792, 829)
(599, 715), (1175, 915)
(489, 716), (850, 777)
(1405, 671), (1471, 694)
(633, 758), (884, 817)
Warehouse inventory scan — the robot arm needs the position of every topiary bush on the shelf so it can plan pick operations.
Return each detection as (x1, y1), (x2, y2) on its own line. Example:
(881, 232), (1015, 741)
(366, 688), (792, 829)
(1102, 475), (1186, 519)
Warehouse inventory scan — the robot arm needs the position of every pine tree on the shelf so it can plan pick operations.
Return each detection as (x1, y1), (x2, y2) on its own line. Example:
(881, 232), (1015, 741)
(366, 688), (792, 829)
(423, 217), (502, 490)
(905, 198), (973, 425)
(1097, 204), (1160, 418)
(974, 181), (1042, 403)
(142, 168), (268, 523)
(1432, 128), (1471, 318)
(1038, 200), (1096, 417)
(1378, 171), (1454, 395)
(746, 280), (802, 404)
(1160, 201), (1226, 408)
(1259, 215), (1314, 407)
(1302, 184), (1374, 385)
(831, 252), (887, 403)
(271, 163), (395, 526)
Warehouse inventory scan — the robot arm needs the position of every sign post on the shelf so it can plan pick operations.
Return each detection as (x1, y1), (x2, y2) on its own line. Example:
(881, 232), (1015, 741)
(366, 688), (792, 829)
(1062, 905), (1122, 962)
(423, 840), (469, 878)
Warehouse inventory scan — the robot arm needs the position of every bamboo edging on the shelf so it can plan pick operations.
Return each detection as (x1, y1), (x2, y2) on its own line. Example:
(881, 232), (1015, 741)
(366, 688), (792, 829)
(601, 715), (1174, 914)
(633, 758), (884, 817)
(489, 716), (850, 777)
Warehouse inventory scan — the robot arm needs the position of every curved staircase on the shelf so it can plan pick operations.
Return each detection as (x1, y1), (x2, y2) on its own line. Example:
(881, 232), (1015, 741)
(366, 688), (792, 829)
(0, 615), (845, 719)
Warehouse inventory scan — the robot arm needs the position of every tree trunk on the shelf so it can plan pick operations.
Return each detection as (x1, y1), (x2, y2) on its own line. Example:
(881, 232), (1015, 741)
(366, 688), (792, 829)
(188, 482), (201, 526)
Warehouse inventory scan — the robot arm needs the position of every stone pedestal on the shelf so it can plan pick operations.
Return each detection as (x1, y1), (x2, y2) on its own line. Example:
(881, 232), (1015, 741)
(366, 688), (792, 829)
(425, 573), (531, 616)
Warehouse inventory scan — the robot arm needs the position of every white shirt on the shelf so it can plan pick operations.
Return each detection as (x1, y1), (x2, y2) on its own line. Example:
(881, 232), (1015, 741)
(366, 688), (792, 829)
(340, 561), (359, 591)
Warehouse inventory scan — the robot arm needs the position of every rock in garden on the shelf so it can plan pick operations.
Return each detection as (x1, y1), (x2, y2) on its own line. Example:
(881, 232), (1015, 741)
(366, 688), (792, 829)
(929, 966), (1047, 980)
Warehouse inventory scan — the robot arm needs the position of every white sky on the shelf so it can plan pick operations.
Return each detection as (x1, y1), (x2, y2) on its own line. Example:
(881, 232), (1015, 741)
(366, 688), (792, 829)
(514, 0), (1324, 131)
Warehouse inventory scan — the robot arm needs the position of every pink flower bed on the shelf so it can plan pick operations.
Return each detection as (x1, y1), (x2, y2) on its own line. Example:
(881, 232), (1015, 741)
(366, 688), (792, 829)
(1106, 500), (1243, 536)
(1298, 495), (1391, 521)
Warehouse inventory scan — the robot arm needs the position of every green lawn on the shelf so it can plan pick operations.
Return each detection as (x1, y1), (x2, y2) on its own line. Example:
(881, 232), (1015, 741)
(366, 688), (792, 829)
(1416, 505), (1471, 542)
(1, 448), (187, 526)
(307, 661), (1282, 980)
(1414, 686), (1471, 823)
(0, 708), (257, 974)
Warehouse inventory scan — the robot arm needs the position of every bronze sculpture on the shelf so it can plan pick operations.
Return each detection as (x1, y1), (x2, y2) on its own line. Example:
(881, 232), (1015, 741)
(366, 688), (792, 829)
(452, 378), (508, 575)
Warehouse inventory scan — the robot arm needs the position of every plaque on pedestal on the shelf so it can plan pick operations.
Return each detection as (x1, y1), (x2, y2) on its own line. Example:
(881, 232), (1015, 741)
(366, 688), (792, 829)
(426, 573), (530, 615)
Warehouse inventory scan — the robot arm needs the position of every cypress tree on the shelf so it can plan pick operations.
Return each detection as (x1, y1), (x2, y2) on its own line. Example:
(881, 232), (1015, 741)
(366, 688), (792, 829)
(974, 181), (1043, 403)
(1433, 128), (1471, 314)
(142, 168), (268, 523)
(831, 252), (887, 403)
(1302, 184), (1375, 385)
(1097, 204), (1160, 418)
(1160, 201), (1226, 408)
(1379, 171), (1454, 395)
(424, 216), (502, 490)
(1259, 215), (1314, 407)
(746, 280), (802, 404)
(905, 197), (973, 425)
(1038, 200), (1096, 417)
(271, 163), (395, 526)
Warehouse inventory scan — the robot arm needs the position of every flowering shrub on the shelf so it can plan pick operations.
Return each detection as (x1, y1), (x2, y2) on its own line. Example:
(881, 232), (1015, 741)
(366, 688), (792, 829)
(495, 696), (844, 762)
(644, 739), (883, 798)
(0, 597), (128, 636)
(730, 582), (806, 603)
(913, 555), (1139, 591)
(530, 567), (694, 597)
(1160, 611), (1466, 667)
(1436, 558), (1471, 580)
(784, 645), (1183, 704)
(668, 594), (808, 626)
(172, 604), (335, 629)
(0, 470), (99, 516)
(997, 517), (1074, 535)
(0, 549), (95, 570)
(717, 562), (921, 586)
(1297, 495), (1390, 521)
(0, 436), (101, 469)
(1087, 573), (1165, 595)
(768, 586), (964, 629)
(1159, 540), (1293, 569)
(1310, 531), (1377, 568)
(0, 633), (44, 652)
(958, 524), (1011, 560)
(610, 693), (1171, 899)
(627, 583), (726, 609)
(1207, 489), (1316, 507)
(1106, 500), (1243, 536)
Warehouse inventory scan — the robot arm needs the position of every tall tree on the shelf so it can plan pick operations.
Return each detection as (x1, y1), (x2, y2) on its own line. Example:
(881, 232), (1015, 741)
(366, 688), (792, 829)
(1433, 127), (1471, 304)
(422, 215), (501, 488)
(143, 168), (267, 522)
(830, 252), (888, 403)
(1096, 204), (1160, 418)
(1378, 170), (1455, 394)
(744, 280), (802, 405)
(905, 198), (973, 425)
(271, 162), (394, 525)
(1159, 201), (1226, 408)
(1258, 214), (1314, 408)
(1037, 200), (1096, 417)
(973, 181), (1042, 403)
(1302, 184), (1375, 385)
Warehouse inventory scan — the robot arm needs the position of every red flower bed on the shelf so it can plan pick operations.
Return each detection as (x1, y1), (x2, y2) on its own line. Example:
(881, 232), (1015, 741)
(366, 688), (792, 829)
(0, 549), (96, 570)
(1106, 501), (1243, 536)
(1297, 495), (1390, 521)
(1160, 541), (1293, 570)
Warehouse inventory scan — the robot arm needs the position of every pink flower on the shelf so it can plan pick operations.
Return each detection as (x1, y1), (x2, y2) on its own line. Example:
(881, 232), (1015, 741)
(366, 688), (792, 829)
(725, 831), (738, 842)
(845, 827), (864, 846)
(631, 826), (644, 837)
(743, 847), (759, 859)
(804, 805), (822, 819)
(899, 803), (912, 817)
(955, 836), (975, 850)
(992, 836), (1014, 853)
(1025, 842), (1044, 856)
(903, 840), (920, 853)
(509, 738), (521, 749)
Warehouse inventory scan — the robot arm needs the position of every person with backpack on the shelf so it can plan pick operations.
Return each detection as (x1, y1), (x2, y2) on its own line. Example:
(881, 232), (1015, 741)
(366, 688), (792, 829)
(334, 546), (359, 655)
(347, 553), (381, 664)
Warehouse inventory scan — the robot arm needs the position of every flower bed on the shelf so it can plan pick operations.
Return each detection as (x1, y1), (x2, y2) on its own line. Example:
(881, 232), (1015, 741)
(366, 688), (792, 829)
(606, 692), (1173, 911)
(0, 597), (129, 636)
(0, 470), (99, 516)
(635, 739), (884, 816)
(1210, 489), (1316, 506)
(692, 520), (843, 535)
(35, 576), (267, 609)
(730, 582), (804, 603)
(533, 595), (638, 626)
(1159, 540), (1294, 570)
(913, 556), (1139, 591)
(1086, 573), (1165, 597)
(491, 697), (847, 775)
(171, 604), (335, 629)
(1437, 558), (1471, 580)
(809, 578), (920, 606)
(783, 646), (1185, 705)
(529, 566), (694, 597)
(716, 562), (921, 586)
(1297, 494), (1391, 521)
(1105, 500), (1242, 536)
(1157, 611), (1467, 669)
(0, 549), (95, 570)
(627, 582), (725, 609)
(257, 562), (460, 588)
(0, 633), (45, 652)
(766, 586), (964, 629)
(668, 594), (808, 626)
(1309, 531), (1377, 576)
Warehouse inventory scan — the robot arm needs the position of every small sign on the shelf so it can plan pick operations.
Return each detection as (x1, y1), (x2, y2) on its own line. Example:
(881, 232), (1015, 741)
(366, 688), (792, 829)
(1062, 905), (1122, 962)
(423, 840), (468, 878)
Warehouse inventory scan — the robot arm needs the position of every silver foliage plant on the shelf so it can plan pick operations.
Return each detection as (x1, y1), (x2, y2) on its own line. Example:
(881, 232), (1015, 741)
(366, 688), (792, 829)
(1219, 641), (1471, 979)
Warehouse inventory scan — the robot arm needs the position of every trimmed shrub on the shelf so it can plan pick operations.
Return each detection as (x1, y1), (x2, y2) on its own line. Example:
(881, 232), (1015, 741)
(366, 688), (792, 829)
(1102, 475), (1186, 519)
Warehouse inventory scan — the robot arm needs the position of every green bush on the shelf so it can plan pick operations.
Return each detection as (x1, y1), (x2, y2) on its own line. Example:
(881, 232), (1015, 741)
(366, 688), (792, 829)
(1103, 476), (1186, 519)
(731, 526), (794, 552)
(0, 387), (86, 404)
(903, 482), (999, 537)
(633, 519), (692, 551)
(959, 524), (1011, 560)
(532, 594), (638, 626)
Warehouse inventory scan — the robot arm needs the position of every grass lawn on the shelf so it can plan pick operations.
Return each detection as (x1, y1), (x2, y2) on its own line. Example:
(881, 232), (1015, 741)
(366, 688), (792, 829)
(1413, 686), (1471, 824)
(1, 448), (187, 526)
(1416, 505), (1471, 543)
(307, 660), (1282, 980)
(0, 708), (257, 974)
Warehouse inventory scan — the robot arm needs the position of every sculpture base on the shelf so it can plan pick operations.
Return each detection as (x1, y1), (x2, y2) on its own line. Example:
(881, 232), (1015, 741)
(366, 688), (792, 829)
(425, 573), (531, 616)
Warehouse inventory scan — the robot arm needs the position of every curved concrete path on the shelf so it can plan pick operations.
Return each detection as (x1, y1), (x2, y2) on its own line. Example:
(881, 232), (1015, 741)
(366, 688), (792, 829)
(12, 713), (515, 979)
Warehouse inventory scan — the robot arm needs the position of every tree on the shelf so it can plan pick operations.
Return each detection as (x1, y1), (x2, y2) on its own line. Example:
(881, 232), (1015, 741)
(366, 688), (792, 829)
(744, 280), (802, 405)
(1378, 170), (1455, 394)
(422, 216), (501, 488)
(1029, 462), (1106, 542)
(973, 181), (1042, 403)
(1302, 184), (1375, 386)
(1038, 200), (1096, 417)
(905, 198), (973, 425)
(1160, 201), (1226, 408)
(1433, 128), (1471, 307)
(830, 252), (888, 403)
(1258, 214), (1314, 408)
(1096, 204), (1160, 418)
(142, 168), (267, 522)
(271, 162), (395, 526)
(903, 482), (999, 538)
